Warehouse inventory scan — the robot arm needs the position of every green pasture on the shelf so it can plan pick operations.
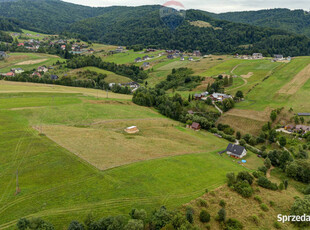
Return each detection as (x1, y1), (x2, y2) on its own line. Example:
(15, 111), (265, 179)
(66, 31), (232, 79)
(0, 91), (246, 229)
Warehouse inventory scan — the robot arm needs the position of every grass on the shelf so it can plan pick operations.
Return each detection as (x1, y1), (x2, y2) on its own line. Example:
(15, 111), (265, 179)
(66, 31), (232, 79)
(0, 81), (132, 100)
(68, 66), (132, 83)
(0, 52), (65, 73)
(0, 90), (248, 229)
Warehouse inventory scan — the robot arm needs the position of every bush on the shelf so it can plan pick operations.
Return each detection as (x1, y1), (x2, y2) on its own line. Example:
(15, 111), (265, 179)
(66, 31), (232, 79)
(269, 201), (276, 207)
(250, 215), (259, 225)
(233, 181), (253, 198)
(260, 203), (269, 212)
(68, 221), (84, 230)
(205, 224), (211, 230)
(199, 209), (211, 223)
(254, 195), (262, 204)
(219, 200), (226, 207)
(237, 171), (254, 185)
(197, 198), (208, 207)
(186, 207), (194, 224)
(218, 208), (226, 222)
(257, 177), (278, 190)
(274, 221), (281, 229)
(225, 218), (243, 230)
(252, 171), (264, 178)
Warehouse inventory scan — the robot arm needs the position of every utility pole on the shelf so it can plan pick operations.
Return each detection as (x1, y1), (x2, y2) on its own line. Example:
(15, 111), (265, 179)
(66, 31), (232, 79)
(15, 169), (20, 195)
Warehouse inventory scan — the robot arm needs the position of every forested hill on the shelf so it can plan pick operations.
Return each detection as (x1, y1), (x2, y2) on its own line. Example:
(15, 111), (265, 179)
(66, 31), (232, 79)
(68, 8), (310, 56)
(0, 17), (23, 32)
(0, 0), (115, 33)
(1, 0), (310, 56)
(210, 9), (310, 37)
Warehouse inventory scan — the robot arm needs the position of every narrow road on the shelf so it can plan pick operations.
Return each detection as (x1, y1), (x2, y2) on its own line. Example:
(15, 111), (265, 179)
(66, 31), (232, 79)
(212, 101), (223, 114)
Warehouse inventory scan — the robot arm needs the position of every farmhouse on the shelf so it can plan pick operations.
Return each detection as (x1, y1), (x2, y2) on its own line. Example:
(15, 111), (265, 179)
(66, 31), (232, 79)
(167, 54), (174, 59)
(226, 143), (247, 159)
(252, 53), (263, 59)
(32, 72), (42, 77)
(210, 93), (232, 102)
(4, 72), (15, 77)
(295, 125), (310, 133)
(135, 57), (142, 63)
(142, 55), (150, 61)
(188, 57), (194, 61)
(274, 54), (284, 61)
(124, 126), (139, 134)
(193, 50), (201, 57)
(0, 51), (7, 59)
(142, 62), (150, 68)
(298, 113), (310, 116)
(180, 57), (185, 61)
(11, 68), (24, 74)
(51, 75), (59, 80)
(190, 122), (201, 131)
(38, 66), (48, 73)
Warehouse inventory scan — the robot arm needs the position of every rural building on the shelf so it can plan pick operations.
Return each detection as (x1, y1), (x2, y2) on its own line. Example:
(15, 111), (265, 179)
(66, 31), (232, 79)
(188, 110), (194, 115)
(180, 57), (185, 61)
(17, 43), (24, 47)
(135, 57), (142, 63)
(38, 66), (48, 73)
(167, 54), (174, 59)
(285, 124), (295, 130)
(11, 68), (24, 74)
(298, 113), (310, 116)
(194, 93), (202, 100)
(295, 125), (310, 133)
(226, 143), (247, 159)
(124, 126), (139, 134)
(274, 54), (284, 61)
(188, 57), (194, 61)
(252, 53), (263, 59)
(142, 62), (150, 68)
(210, 93), (232, 102)
(142, 55), (150, 61)
(0, 51), (7, 59)
(193, 50), (201, 57)
(51, 75), (59, 80)
(5, 72), (15, 77)
(32, 72), (42, 77)
(190, 122), (201, 131)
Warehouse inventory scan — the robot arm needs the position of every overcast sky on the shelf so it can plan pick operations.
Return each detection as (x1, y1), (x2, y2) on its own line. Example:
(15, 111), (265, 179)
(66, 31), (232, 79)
(63, 0), (310, 13)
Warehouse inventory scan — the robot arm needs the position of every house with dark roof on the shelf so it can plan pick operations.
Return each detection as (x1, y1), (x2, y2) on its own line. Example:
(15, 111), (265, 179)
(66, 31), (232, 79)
(190, 122), (201, 131)
(226, 143), (247, 158)
(51, 75), (59, 80)
(0, 51), (7, 59)
(142, 62), (150, 68)
(135, 57), (142, 63)
(298, 113), (310, 116)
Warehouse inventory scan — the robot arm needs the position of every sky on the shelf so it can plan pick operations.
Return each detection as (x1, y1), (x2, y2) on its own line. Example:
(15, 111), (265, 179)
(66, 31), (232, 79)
(62, 0), (310, 13)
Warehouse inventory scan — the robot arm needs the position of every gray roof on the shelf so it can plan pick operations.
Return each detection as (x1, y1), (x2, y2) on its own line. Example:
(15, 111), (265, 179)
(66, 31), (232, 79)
(226, 143), (245, 156)
(298, 113), (310, 116)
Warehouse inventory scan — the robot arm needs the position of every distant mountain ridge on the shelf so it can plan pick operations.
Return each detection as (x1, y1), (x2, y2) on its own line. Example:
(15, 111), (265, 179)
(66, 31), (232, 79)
(210, 8), (310, 37)
(1, 0), (310, 56)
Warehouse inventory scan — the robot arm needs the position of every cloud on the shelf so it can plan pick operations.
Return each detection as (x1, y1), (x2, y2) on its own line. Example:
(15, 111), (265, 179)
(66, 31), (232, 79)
(62, 0), (310, 13)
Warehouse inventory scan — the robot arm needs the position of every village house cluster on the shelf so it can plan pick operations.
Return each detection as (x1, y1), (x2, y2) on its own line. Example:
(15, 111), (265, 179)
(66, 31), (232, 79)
(235, 53), (291, 62)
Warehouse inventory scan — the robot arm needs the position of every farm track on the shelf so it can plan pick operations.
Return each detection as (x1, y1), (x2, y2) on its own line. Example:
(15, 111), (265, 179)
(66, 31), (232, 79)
(0, 181), (224, 229)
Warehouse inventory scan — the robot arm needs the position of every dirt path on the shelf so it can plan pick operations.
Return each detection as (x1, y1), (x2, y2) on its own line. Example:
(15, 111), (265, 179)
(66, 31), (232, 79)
(266, 166), (275, 178)
(212, 101), (223, 114)
(226, 78), (248, 92)
(231, 64), (241, 74)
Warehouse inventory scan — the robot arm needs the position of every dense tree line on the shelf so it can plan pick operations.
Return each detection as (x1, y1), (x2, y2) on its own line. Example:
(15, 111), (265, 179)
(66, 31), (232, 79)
(17, 207), (200, 230)
(66, 55), (148, 82)
(0, 17), (23, 32)
(155, 68), (202, 91)
(0, 31), (13, 43)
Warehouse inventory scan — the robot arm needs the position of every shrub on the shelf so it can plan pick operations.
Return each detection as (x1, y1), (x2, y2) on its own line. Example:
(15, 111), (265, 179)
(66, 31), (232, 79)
(304, 185), (310, 195)
(205, 188), (209, 193)
(260, 203), (269, 212)
(218, 208), (226, 222)
(186, 207), (194, 224)
(205, 224), (211, 230)
(199, 209), (211, 223)
(254, 195), (262, 204)
(210, 191), (216, 196)
(290, 195), (310, 227)
(219, 200), (226, 207)
(252, 171), (264, 178)
(250, 215), (259, 225)
(269, 201), (275, 207)
(233, 181), (253, 198)
(237, 171), (254, 185)
(225, 218), (243, 230)
(274, 221), (281, 229)
(197, 198), (208, 207)
(68, 221), (84, 230)
(257, 177), (278, 190)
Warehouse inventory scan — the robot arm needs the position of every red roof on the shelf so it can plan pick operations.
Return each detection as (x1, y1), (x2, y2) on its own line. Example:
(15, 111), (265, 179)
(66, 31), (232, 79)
(6, 72), (15, 76)
(191, 122), (201, 129)
(17, 43), (24, 46)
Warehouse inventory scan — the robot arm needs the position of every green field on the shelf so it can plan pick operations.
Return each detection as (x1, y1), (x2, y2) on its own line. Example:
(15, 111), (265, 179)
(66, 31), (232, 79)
(0, 53), (65, 73)
(0, 84), (248, 229)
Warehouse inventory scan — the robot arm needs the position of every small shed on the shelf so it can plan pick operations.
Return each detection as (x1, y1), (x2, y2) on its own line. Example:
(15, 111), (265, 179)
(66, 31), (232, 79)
(124, 126), (139, 134)
(191, 122), (201, 131)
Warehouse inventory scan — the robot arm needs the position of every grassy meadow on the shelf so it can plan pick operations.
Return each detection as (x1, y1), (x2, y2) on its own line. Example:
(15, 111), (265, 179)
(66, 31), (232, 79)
(0, 53), (65, 73)
(0, 84), (249, 229)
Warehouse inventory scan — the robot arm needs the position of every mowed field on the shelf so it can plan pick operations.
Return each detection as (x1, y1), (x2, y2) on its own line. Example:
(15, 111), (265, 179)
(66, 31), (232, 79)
(0, 82), (248, 229)
(0, 53), (65, 73)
